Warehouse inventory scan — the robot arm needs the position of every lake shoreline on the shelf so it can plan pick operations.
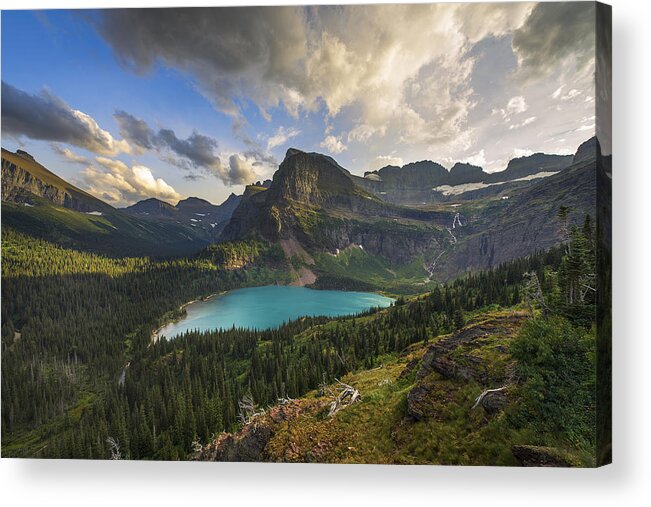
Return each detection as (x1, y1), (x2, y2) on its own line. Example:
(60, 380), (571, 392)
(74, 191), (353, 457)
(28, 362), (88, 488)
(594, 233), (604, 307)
(150, 291), (226, 344)
(150, 285), (395, 341)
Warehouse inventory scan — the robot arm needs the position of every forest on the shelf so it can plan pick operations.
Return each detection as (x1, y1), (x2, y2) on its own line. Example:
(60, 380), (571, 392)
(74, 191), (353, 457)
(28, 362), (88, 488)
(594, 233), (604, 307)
(1, 210), (599, 460)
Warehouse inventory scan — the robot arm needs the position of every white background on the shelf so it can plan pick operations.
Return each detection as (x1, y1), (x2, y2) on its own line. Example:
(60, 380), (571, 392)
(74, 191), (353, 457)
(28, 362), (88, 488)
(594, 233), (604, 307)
(1, 0), (649, 505)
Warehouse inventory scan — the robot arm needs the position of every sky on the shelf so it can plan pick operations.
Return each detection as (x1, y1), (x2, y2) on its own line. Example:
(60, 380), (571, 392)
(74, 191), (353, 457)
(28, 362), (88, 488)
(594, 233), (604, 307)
(1, 3), (598, 207)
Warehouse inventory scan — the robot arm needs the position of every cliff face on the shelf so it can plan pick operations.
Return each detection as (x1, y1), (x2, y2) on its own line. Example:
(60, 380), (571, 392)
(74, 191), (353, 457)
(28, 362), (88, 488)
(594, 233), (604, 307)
(430, 156), (597, 280)
(220, 148), (452, 265)
(2, 158), (100, 212)
(1, 149), (108, 212)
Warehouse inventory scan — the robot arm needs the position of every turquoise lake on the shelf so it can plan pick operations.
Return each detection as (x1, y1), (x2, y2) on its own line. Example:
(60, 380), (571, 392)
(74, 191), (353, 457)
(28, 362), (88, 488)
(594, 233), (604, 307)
(156, 285), (395, 338)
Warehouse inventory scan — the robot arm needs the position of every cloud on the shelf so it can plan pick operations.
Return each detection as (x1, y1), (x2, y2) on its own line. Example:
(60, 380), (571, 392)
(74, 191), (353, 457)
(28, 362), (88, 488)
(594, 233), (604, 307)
(347, 124), (379, 144)
(93, 4), (534, 153)
(320, 135), (347, 154)
(50, 144), (89, 164)
(368, 154), (404, 171)
(227, 155), (257, 185)
(1, 81), (130, 156)
(463, 150), (487, 167)
(112, 109), (260, 185)
(512, 2), (596, 79)
(266, 126), (300, 150)
(114, 109), (157, 151)
(81, 156), (181, 205)
(512, 148), (534, 159)
(509, 116), (537, 130)
(507, 96), (528, 115)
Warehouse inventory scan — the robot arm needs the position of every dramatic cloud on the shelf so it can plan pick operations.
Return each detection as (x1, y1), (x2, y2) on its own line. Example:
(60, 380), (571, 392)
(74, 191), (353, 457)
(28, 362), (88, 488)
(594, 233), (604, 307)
(93, 4), (533, 154)
(81, 156), (181, 205)
(50, 144), (89, 164)
(113, 110), (259, 185)
(114, 109), (156, 151)
(512, 2), (596, 79)
(266, 126), (300, 150)
(1, 81), (130, 156)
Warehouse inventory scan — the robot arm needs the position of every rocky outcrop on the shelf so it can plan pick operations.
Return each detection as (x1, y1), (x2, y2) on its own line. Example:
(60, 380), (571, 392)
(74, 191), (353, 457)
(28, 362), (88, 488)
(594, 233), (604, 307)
(192, 399), (324, 462)
(477, 389), (509, 414)
(405, 313), (527, 421)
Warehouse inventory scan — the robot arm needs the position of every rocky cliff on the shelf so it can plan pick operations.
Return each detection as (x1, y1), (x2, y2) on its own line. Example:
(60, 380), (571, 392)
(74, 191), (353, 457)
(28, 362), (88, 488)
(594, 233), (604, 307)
(2, 148), (109, 212)
(220, 148), (452, 265)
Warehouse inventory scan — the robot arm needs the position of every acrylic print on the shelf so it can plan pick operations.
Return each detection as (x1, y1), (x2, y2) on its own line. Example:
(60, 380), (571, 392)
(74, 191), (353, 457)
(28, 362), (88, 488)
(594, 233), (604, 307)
(1, 2), (611, 466)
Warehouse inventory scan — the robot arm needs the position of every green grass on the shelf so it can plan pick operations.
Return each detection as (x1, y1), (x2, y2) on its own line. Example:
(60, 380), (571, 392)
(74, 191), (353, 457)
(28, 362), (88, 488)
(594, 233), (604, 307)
(256, 309), (594, 466)
(312, 246), (437, 295)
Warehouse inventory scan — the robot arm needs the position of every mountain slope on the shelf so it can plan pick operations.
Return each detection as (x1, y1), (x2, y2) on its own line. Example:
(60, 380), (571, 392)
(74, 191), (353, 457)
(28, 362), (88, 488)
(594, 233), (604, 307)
(1, 149), (209, 257)
(125, 193), (243, 241)
(221, 148), (453, 268)
(220, 140), (596, 284)
(429, 146), (597, 280)
(2, 148), (111, 212)
(193, 309), (591, 466)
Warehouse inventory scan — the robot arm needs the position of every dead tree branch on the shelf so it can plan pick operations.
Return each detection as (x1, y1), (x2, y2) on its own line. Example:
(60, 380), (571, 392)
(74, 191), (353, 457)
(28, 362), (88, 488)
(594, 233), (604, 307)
(471, 386), (508, 410)
(328, 380), (361, 417)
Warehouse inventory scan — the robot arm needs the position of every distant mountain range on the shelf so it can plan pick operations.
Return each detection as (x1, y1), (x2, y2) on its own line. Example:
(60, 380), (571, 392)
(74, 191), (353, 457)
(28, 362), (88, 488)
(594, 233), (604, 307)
(1, 138), (600, 282)
(354, 152), (573, 205)
(1, 148), (238, 257)
(124, 193), (241, 240)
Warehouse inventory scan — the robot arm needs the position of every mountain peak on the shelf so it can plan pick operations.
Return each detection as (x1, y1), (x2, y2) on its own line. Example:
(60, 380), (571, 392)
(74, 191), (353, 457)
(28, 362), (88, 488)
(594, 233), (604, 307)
(285, 147), (304, 159)
(573, 136), (599, 164)
(125, 197), (177, 216)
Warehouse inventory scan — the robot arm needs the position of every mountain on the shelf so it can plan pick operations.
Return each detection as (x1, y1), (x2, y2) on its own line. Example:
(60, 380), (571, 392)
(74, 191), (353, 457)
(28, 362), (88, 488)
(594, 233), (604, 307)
(220, 140), (597, 284)
(125, 197), (178, 217)
(449, 162), (485, 185)
(1, 148), (111, 212)
(485, 153), (573, 183)
(221, 148), (453, 271)
(354, 152), (573, 205)
(1, 148), (209, 257)
(125, 193), (243, 240)
(429, 143), (597, 280)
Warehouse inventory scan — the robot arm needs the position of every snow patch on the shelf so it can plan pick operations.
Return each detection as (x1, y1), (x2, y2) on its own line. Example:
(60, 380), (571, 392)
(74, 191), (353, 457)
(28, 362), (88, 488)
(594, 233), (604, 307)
(85, 211), (103, 216)
(435, 171), (558, 196)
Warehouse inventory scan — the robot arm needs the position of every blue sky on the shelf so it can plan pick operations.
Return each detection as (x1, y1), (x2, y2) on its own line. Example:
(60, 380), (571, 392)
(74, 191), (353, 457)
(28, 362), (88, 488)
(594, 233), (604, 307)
(1, 4), (597, 206)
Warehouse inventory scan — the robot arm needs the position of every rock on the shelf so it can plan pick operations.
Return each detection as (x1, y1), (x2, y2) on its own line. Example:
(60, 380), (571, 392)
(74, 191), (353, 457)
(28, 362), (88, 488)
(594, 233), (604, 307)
(398, 356), (420, 380)
(405, 383), (452, 421)
(406, 385), (431, 421)
(193, 399), (322, 462)
(512, 445), (575, 467)
(479, 389), (508, 414)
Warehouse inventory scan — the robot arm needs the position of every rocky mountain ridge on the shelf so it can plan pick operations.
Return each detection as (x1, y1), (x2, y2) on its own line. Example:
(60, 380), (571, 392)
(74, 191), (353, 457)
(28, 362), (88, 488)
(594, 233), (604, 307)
(356, 152), (573, 205)
(1, 148), (110, 213)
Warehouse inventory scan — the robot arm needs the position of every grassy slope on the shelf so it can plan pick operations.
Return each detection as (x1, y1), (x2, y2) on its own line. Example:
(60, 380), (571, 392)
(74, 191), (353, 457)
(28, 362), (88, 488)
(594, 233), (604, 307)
(312, 245), (435, 295)
(197, 309), (592, 466)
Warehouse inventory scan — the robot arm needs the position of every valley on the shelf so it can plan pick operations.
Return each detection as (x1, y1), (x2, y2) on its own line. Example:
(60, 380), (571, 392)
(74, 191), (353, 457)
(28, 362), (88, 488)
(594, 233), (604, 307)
(1, 137), (609, 465)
